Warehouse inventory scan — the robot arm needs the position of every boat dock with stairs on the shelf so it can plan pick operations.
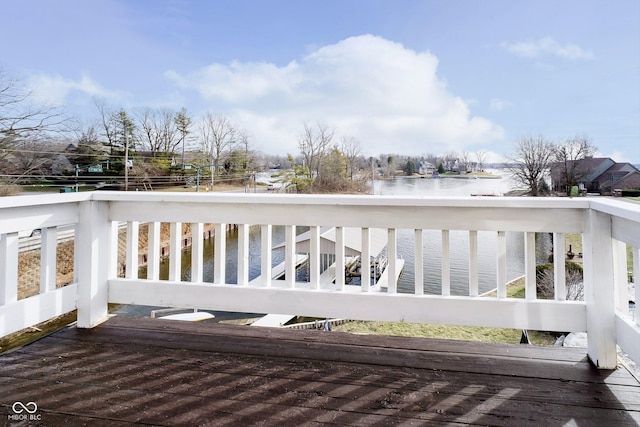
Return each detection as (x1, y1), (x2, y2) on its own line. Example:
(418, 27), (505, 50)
(252, 227), (405, 327)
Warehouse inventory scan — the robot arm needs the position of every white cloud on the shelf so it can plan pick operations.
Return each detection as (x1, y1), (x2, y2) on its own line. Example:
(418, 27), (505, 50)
(27, 73), (125, 105)
(489, 98), (512, 111)
(502, 37), (595, 60)
(166, 35), (504, 155)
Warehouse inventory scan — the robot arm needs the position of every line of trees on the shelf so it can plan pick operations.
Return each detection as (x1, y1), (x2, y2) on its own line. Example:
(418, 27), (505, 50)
(1, 66), (602, 197)
(274, 122), (367, 193)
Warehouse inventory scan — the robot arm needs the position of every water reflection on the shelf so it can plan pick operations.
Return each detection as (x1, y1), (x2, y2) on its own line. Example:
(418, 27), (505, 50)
(156, 171), (550, 295)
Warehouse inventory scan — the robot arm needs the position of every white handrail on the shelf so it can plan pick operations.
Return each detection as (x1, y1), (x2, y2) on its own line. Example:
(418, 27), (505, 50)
(0, 192), (637, 369)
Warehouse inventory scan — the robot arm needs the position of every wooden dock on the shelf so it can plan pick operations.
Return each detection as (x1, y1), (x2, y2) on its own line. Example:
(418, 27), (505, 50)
(1, 316), (639, 426)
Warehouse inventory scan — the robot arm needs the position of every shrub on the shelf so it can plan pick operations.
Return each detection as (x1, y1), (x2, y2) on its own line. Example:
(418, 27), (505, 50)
(621, 189), (640, 197)
(536, 262), (584, 300)
(0, 183), (21, 197)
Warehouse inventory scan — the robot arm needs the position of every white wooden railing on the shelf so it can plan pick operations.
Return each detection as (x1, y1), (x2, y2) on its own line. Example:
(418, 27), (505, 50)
(0, 192), (638, 369)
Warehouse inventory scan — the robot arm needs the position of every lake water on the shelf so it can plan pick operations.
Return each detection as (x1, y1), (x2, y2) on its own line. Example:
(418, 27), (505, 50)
(162, 170), (552, 295)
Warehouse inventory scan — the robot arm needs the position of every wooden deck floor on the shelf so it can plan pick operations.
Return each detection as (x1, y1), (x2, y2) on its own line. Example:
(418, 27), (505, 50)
(1, 316), (639, 426)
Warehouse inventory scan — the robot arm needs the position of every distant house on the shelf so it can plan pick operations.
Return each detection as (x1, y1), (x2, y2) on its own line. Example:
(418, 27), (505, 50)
(417, 161), (435, 175)
(550, 157), (640, 195)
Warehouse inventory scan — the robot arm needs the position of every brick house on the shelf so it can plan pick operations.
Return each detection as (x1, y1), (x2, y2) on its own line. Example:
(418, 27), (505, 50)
(550, 157), (640, 195)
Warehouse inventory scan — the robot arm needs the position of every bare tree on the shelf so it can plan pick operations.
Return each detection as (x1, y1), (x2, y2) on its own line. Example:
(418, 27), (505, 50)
(1, 68), (69, 165)
(298, 122), (334, 180)
(136, 108), (179, 158)
(475, 150), (487, 171)
(507, 135), (555, 196)
(199, 112), (236, 186)
(553, 134), (597, 195)
(460, 151), (471, 173)
(340, 135), (361, 180)
(95, 100), (119, 157)
(6, 138), (53, 176)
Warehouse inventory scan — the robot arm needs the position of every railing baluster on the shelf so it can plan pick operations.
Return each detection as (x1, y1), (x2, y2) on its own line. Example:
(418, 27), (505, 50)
(73, 224), (79, 284)
(237, 224), (249, 286)
(126, 221), (139, 279)
(525, 232), (536, 300)
(109, 222), (119, 279)
(496, 231), (507, 298)
(169, 222), (182, 281)
(634, 247), (639, 324)
(415, 229), (424, 295)
(387, 228), (397, 294)
(613, 240), (628, 312)
(441, 230), (450, 296)
(40, 226), (57, 293)
(191, 222), (204, 283)
(361, 228), (370, 292)
(468, 230), (478, 297)
(335, 227), (345, 291)
(310, 226), (320, 289)
(214, 223), (226, 284)
(553, 233), (566, 300)
(261, 225), (272, 287)
(285, 225), (296, 288)
(147, 222), (160, 280)
(0, 232), (18, 304)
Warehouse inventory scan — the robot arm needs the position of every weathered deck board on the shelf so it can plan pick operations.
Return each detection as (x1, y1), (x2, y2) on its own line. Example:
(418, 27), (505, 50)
(1, 316), (638, 426)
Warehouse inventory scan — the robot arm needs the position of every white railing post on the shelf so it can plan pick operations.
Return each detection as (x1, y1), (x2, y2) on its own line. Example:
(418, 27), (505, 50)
(415, 229), (424, 295)
(496, 231), (507, 298)
(285, 225), (296, 288)
(335, 227), (345, 291)
(77, 200), (110, 328)
(125, 221), (139, 279)
(583, 209), (617, 369)
(73, 224), (80, 283)
(191, 222), (204, 283)
(109, 222), (118, 279)
(310, 226), (320, 288)
(0, 232), (19, 305)
(468, 230), (478, 297)
(237, 224), (249, 286)
(524, 232), (536, 300)
(214, 223), (226, 284)
(612, 240), (628, 312)
(387, 228), (397, 294)
(634, 247), (640, 324)
(40, 226), (57, 293)
(169, 222), (182, 281)
(441, 230), (450, 296)
(261, 225), (272, 287)
(147, 222), (161, 280)
(361, 228), (371, 292)
(553, 233), (566, 300)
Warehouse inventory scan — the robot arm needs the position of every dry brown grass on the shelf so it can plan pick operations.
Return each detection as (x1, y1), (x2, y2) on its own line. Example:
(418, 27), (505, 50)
(0, 184), (21, 197)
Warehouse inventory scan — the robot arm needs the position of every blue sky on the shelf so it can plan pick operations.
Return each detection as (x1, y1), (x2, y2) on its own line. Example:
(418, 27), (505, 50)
(1, 0), (638, 162)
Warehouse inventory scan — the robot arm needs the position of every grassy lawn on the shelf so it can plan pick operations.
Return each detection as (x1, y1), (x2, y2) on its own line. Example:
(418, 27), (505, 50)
(334, 321), (557, 345)
(334, 278), (559, 346)
(566, 233), (634, 271)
